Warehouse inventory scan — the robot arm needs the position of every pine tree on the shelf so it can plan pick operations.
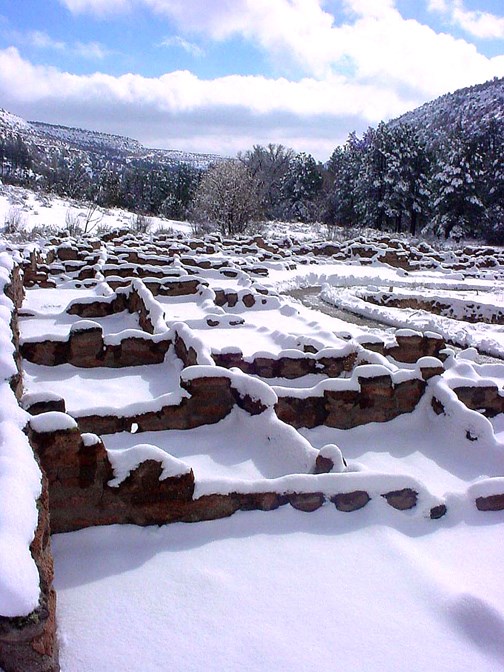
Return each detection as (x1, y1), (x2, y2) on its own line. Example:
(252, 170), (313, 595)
(431, 127), (485, 239)
(280, 152), (323, 222)
(325, 132), (362, 228)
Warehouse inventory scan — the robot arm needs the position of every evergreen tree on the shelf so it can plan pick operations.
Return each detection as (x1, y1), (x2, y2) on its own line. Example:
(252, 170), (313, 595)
(325, 132), (362, 228)
(478, 119), (504, 244)
(431, 128), (485, 239)
(354, 124), (388, 230)
(280, 152), (323, 222)
(382, 124), (431, 235)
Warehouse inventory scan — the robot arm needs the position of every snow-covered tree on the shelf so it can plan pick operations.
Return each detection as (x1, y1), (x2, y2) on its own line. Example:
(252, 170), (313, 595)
(478, 119), (504, 244)
(382, 124), (432, 235)
(280, 152), (323, 222)
(431, 128), (486, 239)
(353, 124), (388, 230)
(325, 132), (363, 228)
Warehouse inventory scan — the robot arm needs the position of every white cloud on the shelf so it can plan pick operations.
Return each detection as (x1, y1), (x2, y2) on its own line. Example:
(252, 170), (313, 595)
(428, 0), (504, 39)
(0, 46), (415, 159)
(0, 45), (502, 161)
(342, 0), (397, 20)
(59, 0), (133, 15)
(3, 27), (109, 60)
(160, 35), (204, 57)
(7, 1), (504, 159)
(452, 1), (504, 39)
(427, 0), (448, 12)
(73, 41), (110, 60)
(0, 46), (412, 118)
(58, 0), (504, 87)
(3, 29), (66, 51)
(28, 31), (66, 51)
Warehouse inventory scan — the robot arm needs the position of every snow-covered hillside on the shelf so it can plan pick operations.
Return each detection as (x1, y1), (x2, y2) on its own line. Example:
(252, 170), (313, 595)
(0, 107), (223, 172)
(392, 76), (504, 147)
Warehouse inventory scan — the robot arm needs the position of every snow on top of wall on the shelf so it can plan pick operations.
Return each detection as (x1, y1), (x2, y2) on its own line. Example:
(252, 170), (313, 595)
(0, 252), (42, 618)
(30, 411), (78, 434)
(428, 377), (498, 449)
(70, 319), (102, 333)
(467, 477), (504, 500)
(273, 363), (422, 399)
(21, 390), (65, 408)
(82, 433), (101, 447)
(107, 444), (192, 487)
(181, 365), (278, 408)
(319, 444), (347, 472)
(321, 283), (504, 359)
(194, 470), (441, 515)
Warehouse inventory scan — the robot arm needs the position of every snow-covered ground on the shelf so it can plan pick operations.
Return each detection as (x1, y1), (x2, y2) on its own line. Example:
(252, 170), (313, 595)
(1, 185), (504, 671)
(52, 506), (504, 672)
(0, 183), (192, 236)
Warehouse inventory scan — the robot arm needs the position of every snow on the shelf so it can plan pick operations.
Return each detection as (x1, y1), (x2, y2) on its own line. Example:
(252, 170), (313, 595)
(20, 309), (140, 341)
(23, 355), (184, 416)
(321, 284), (504, 358)
(107, 444), (191, 487)
(181, 365), (278, 407)
(0, 183), (194, 236)
(318, 443), (346, 471)
(0, 253), (42, 618)
(2, 204), (504, 665)
(301, 392), (504, 496)
(104, 407), (318, 481)
(29, 411), (78, 434)
(52, 506), (504, 672)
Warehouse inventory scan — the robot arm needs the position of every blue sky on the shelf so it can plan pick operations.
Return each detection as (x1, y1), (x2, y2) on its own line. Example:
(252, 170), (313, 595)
(0, 0), (502, 159)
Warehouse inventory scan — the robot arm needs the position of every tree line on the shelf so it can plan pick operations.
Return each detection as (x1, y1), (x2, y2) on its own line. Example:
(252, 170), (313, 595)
(1, 117), (503, 242)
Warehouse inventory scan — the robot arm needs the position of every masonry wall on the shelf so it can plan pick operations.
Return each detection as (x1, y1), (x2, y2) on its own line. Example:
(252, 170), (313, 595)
(0, 265), (59, 672)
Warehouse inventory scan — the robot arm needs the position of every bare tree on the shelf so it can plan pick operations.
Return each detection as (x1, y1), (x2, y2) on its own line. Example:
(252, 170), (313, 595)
(64, 203), (103, 237)
(191, 160), (261, 235)
(240, 143), (294, 219)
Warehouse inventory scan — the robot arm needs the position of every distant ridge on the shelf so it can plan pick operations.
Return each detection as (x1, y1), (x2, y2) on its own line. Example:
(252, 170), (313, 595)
(0, 108), (223, 172)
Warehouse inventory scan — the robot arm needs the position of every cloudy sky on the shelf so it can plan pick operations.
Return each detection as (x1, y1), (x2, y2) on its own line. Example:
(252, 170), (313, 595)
(0, 0), (503, 160)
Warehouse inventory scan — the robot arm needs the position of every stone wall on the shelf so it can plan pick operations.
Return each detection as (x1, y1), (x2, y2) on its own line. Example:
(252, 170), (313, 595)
(0, 470), (59, 672)
(441, 385), (504, 417)
(363, 292), (504, 326)
(213, 349), (358, 379)
(0, 266), (59, 672)
(69, 373), (264, 435)
(276, 375), (426, 429)
(28, 414), (448, 536)
(21, 322), (172, 368)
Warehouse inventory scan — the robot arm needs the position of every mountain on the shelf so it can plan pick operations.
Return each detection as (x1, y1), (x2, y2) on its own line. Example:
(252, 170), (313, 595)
(0, 108), (225, 217)
(29, 120), (222, 169)
(390, 76), (504, 147)
(0, 108), (222, 175)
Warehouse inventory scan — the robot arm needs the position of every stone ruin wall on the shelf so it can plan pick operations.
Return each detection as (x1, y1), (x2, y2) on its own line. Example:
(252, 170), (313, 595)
(3, 235), (504, 672)
(0, 264), (59, 672)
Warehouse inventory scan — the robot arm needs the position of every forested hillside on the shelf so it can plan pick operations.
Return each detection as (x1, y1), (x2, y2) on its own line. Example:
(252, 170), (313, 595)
(325, 77), (504, 242)
(1, 76), (503, 242)
(0, 109), (220, 219)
